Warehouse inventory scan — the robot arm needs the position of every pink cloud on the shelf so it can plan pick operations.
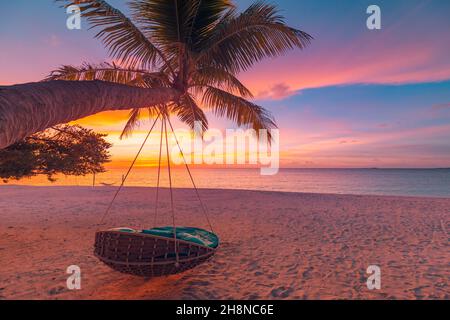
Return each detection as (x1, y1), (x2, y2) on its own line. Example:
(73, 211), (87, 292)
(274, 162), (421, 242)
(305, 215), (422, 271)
(241, 4), (450, 100)
(244, 40), (450, 100)
(257, 83), (298, 100)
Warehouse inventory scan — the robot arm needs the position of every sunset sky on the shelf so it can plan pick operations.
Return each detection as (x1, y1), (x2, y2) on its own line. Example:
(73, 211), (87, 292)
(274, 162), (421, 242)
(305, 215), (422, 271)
(1, 0), (450, 168)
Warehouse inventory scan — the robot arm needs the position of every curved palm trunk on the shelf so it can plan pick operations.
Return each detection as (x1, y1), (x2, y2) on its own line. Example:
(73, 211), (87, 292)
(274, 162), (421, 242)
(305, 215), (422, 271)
(0, 80), (180, 149)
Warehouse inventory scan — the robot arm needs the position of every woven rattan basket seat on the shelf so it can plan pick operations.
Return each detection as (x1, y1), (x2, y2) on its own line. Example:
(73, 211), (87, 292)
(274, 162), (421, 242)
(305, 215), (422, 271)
(94, 230), (216, 277)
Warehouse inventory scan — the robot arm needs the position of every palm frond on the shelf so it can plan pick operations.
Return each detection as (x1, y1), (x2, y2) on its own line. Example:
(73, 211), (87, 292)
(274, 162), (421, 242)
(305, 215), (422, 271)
(202, 86), (276, 140)
(130, 0), (191, 82)
(120, 108), (142, 139)
(129, 0), (234, 82)
(185, 0), (234, 50)
(46, 63), (170, 87)
(192, 67), (253, 98)
(130, 0), (231, 47)
(170, 95), (208, 133)
(197, 1), (313, 73)
(121, 106), (165, 139)
(57, 0), (169, 69)
(130, 0), (186, 49)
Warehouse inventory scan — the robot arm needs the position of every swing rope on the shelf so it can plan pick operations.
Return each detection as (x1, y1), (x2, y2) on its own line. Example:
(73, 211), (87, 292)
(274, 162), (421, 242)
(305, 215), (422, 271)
(99, 114), (160, 225)
(166, 117), (214, 233)
(98, 109), (213, 264)
(163, 117), (179, 265)
(153, 118), (164, 227)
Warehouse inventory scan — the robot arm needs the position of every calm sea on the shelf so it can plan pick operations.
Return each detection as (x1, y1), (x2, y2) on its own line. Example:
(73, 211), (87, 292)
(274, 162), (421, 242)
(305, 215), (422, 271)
(5, 168), (450, 198)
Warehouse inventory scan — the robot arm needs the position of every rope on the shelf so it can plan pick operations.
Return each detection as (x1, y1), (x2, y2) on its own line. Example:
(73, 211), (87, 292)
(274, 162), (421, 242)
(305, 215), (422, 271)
(153, 119), (164, 227)
(98, 114), (160, 226)
(163, 117), (179, 265)
(166, 117), (214, 233)
(97, 110), (213, 268)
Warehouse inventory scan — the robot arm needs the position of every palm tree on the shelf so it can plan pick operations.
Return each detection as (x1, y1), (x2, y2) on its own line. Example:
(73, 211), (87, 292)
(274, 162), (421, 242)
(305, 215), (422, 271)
(0, 0), (311, 149)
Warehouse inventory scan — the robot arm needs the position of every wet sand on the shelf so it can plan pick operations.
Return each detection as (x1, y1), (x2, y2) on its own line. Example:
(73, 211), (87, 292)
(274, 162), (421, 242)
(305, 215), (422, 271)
(0, 186), (448, 299)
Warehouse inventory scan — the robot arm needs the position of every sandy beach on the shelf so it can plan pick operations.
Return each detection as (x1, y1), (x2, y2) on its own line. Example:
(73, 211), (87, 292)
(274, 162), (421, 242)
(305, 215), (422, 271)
(0, 186), (448, 300)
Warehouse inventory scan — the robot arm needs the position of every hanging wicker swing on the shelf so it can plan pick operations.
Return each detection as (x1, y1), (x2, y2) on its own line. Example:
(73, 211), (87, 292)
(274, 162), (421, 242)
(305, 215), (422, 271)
(94, 113), (218, 277)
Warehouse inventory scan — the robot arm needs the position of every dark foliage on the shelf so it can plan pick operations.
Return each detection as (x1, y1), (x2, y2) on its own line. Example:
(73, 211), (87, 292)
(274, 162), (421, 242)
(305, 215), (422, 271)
(0, 125), (111, 182)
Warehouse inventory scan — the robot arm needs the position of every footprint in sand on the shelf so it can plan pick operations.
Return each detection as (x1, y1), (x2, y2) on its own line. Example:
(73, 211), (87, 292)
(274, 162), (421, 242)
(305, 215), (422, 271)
(48, 286), (66, 296)
(302, 267), (313, 279)
(270, 286), (294, 298)
(247, 261), (260, 271)
(267, 272), (279, 280)
(286, 262), (299, 274)
(246, 293), (260, 299)
(187, 280), (211, 286)
(413, 286), (430, 299)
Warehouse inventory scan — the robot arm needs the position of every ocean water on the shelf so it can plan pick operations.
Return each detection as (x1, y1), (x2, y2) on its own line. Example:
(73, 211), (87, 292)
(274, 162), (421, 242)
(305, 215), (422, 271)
(5, 168), (450, 198)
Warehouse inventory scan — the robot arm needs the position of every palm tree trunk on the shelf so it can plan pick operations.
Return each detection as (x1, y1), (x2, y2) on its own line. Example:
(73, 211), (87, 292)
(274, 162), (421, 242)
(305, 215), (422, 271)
(0, 80), (180, 149)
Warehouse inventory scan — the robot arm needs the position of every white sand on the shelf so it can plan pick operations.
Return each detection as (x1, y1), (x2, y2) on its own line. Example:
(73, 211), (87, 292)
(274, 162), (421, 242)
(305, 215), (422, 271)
(0, 186), (448, 299)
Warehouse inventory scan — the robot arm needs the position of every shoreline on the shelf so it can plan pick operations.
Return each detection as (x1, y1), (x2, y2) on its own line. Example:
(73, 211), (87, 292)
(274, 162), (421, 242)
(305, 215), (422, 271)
(1, 184), (450, 200)
(0, 186), (449, 299)
(3, 167), (450, 198)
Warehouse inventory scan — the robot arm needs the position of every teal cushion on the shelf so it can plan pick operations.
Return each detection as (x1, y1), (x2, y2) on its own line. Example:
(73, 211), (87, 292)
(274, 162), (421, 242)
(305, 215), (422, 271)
(110, 227), (136, 233)
(141, 226), (219, 248)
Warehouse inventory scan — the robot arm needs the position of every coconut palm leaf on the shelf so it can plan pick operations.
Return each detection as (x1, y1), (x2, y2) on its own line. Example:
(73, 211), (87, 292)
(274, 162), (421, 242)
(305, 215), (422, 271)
(170, 95), (208, 133)
(130, 0), (188, 89)
(120, 107), (163, 139)
(197, 1), (313, 73)
(130, 0), (234, 84)
(192, 67), (253, 98)
(46, 63), (169, 87)
(185, 0), (235, 49)
(130, 0), (232, 49)
(202, 86), (276, 138)
(57, 0), (170, 70)
(120, 108), (142, 139)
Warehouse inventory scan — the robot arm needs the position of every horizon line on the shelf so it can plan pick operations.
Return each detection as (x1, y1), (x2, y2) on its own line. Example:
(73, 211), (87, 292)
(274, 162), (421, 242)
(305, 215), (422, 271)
(103, 166), (450, 170)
